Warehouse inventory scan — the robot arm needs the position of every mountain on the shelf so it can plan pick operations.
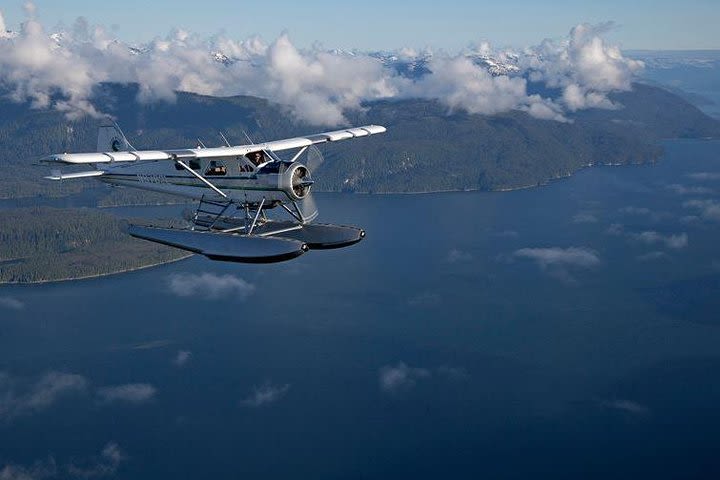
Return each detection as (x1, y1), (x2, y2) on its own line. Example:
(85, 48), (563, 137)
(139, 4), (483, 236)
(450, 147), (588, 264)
(0, 81), (718, 200)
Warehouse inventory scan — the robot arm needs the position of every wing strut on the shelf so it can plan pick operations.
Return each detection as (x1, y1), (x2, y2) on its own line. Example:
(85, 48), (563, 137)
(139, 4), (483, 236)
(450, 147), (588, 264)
(175, 160), (228, 198)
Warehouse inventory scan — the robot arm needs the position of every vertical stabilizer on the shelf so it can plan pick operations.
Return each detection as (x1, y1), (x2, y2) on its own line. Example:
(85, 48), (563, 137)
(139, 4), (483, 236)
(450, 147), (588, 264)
(97, 123), (133, 152)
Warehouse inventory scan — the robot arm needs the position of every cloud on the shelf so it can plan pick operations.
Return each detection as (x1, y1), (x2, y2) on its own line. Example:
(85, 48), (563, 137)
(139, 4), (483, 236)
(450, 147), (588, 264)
(0, 458), (56, 480)
(407, 292), (441, 308)
(0, 371), (88, 420)
(523, 22), (644, 112)
(619, 206), (651, 216)
(240, 381), (290, 407)
(96, 383), (156, 404)
(618, 206), (671, 222)
(173, 350), (191, 367)
(513, 246), (600, 284)
(686, 172), (720, 181)
(606, 223), (624, 235)
(666, 184), (714, 195)
(405, 55), (567, 121)
(66, 442), (125, 479)
(629, 231), (688, 249)
(379, 362), (431, 394)
(447, 248), (473, 263)
(0, 443), (124, 480)
(514, 246), (601, 269)
(572, 212), (598, 224)
(0, 296), (24, 310)
(636, 251), (668, 262)
(0, 7), (642, 124)
(167, 273), (255, 300)
(378, 363), (468, 394)
(601, 399), (650, 415)
(683, 199), (720, 222)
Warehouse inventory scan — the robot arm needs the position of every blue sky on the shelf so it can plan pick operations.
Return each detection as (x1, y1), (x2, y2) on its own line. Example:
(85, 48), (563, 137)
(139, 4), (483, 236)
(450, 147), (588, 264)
(2, 0), (719, 51)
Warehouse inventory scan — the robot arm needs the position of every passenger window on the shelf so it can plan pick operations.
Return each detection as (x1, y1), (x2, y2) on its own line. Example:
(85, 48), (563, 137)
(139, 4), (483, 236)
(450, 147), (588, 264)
(189, 159), (201, 170)
(205, 160), (227, 176)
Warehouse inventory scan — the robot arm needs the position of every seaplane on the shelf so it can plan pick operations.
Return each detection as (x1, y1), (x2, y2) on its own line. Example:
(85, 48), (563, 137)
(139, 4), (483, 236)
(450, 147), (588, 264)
(42, 123), (386, 263)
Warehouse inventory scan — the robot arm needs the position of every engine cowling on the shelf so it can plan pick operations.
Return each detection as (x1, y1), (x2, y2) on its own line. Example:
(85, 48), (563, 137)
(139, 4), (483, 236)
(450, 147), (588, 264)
(285, 163), (313, 200)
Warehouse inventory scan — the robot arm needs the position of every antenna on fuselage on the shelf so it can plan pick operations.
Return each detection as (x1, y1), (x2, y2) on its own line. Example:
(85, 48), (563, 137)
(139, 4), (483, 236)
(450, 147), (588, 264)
(196, 138), (207, 149)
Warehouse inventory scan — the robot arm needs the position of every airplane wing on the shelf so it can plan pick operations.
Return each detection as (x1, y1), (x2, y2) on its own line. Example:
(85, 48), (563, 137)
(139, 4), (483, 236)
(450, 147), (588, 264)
(43, 125), (387, 165)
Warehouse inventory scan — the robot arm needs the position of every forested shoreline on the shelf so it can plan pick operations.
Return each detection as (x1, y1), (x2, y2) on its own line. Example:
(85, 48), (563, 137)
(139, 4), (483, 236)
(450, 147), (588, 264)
(0, 208), (190, 283)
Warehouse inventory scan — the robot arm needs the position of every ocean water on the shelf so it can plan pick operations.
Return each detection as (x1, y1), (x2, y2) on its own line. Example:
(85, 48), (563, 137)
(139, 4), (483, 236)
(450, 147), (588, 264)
(1, 139), (720, 479)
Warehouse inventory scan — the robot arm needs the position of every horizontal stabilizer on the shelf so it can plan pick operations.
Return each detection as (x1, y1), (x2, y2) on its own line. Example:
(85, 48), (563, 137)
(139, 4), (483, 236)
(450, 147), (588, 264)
(45, 170), (105, 180)
(128, 225), (308, 263)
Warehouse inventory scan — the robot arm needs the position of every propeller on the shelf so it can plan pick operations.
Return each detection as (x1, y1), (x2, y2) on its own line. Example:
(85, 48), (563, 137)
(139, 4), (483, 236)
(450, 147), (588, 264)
(292, 145), (325, 223)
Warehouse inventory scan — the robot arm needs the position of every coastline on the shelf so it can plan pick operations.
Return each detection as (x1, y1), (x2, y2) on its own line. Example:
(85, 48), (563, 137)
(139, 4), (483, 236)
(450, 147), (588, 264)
(0, 253), (194, 286)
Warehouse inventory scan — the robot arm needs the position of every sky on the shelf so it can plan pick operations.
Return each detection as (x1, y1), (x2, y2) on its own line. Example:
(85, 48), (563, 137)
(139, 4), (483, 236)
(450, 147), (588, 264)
(1, 0), (719, 51)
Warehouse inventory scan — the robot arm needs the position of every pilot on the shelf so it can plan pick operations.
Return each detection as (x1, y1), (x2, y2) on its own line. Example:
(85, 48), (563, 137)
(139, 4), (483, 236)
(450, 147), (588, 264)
(248, 151), (264, 166)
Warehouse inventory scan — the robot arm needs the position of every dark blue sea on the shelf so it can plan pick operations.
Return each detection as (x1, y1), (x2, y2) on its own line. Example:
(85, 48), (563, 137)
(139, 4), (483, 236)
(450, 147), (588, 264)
(1, 139), (720, 479)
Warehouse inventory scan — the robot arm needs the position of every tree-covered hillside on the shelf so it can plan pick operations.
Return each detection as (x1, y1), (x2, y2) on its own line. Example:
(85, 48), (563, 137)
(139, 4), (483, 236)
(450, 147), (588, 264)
(0, 82), (718, 199)
(0, 208), (189, 283)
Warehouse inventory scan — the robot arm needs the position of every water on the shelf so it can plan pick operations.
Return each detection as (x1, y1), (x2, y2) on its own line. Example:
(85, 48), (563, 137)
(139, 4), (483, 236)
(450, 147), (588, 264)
(1, 139), (720, 479)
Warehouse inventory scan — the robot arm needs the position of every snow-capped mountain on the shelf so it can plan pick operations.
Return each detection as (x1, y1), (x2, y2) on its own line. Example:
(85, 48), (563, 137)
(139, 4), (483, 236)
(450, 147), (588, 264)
(0, 29), (18, 39)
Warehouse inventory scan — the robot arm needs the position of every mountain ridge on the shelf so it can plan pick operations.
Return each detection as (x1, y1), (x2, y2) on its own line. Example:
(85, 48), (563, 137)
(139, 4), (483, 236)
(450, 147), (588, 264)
(0, 81), (717, 199)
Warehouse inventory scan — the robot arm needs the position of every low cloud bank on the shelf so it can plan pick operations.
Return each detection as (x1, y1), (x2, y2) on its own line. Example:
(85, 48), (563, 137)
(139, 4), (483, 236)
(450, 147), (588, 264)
(96, 383), (156, 404)
(0, 371), (88, 420)
(240, 381), (290, 407)
(0, 4), (643, 124)
(167, 273), (255, 300)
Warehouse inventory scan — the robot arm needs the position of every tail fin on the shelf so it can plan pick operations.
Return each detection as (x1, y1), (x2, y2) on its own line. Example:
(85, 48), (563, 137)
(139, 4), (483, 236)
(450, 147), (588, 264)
(97, 123), (134, 152)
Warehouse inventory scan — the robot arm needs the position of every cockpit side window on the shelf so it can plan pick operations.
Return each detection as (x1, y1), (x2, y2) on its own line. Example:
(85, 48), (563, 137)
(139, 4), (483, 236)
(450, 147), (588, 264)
(246, 151), (265, 167)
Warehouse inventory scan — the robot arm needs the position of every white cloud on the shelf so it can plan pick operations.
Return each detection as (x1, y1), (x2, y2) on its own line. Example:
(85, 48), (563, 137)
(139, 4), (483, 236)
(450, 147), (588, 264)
(406, 55), (566, 121)
(666, 184), (714, 195)
(513, 246), (600, 284)
(601, 399), (650, 415)
(407, 292), (441, 308)
(0, 371), (88, 420)
(240, 381), (290, 407)
(173, 350), (191, 367)
(606, 223), (624, 235)
(0, 458), (56, 480)
(447, 248), (473, 263)
(0, 7), (642, 124)
(66, 442), (125, 479)
(379, 362), (431, 394)
(620, 206), (651, 216)
(686, 172), (720, 181)
(629, 231), (688, 249)
(683, 199), (720, 222)
(514, 246), (601, 269)
(0, 296), (24, 310)
(378, 363), (467, 394)
(0, 443), (124, 480)
(523, 23), (643, 112)
(636, 251), (668, 262)
(96, 383), (156, 404)
(167, 273), (255, 300)
(572, 212), (598, 224)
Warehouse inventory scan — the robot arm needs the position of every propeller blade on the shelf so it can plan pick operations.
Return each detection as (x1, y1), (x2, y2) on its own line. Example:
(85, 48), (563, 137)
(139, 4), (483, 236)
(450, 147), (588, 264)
(306, 145), (325, 173)
(298, 193), (319, 224)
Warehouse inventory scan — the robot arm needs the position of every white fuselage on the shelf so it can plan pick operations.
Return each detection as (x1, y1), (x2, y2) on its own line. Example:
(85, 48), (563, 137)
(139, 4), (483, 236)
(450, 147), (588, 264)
(98, 155), (305, 205)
